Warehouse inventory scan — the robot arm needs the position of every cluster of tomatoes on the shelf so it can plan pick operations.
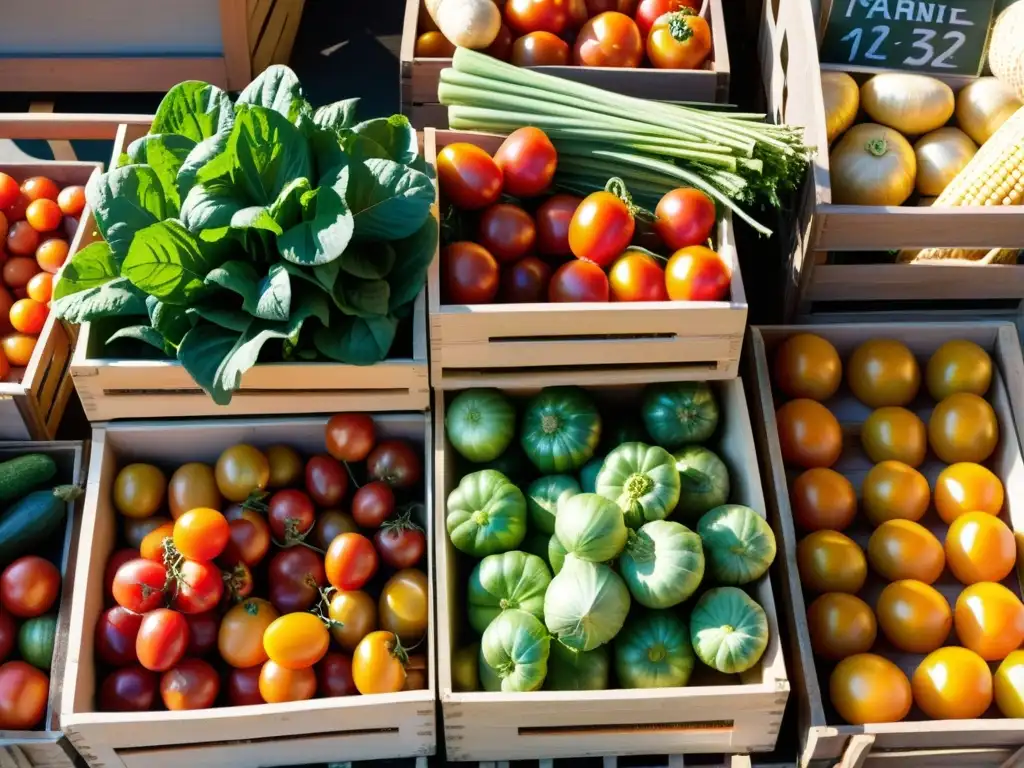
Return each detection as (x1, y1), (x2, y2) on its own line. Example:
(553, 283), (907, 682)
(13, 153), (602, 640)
(774, 334), (1024, 724)
(0, 555), (62, 729)
(417, 0), (711, 71)
(97, 414), (429, 712)
(0, 173), (84, 376)
(438, 127), (731, 305)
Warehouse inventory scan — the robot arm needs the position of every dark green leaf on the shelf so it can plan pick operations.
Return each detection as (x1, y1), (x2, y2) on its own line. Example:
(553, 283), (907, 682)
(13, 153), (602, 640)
(269, 177), (311, 231)
(106, 324), (170, 355)
(126, 133), (196, 212)
(312, 259), (339, 292)
(351, 116), (418, 165)
(347, 158), (433, 241)
(279, 261), (327, 292)
(147, 297), (193, 346)
(52, 278), (147, 323)
(180, 180), (244, 232)
(341, 133), (392, 162)
(278, 163), (354, 266)
(86, 165), (167, 258)
(52, 241), (119, 301)
(176, 323), (242, 396)
(204, 260), (261, 311)
(190, 306), (253, 332)
(314, 99), (360, 130)
(236, 65), (307, 123)
(177, 132), (229, 200)
(387, 215), (437, 310)
(309, 127), (346, 180)
(340, 241), (396, 279)
(255, 263), (291, 322)
(152, 81), (234, 142)
(335, 277), (390, 317)
(122, 220), (220, 304)
(314, 313), (398, 364)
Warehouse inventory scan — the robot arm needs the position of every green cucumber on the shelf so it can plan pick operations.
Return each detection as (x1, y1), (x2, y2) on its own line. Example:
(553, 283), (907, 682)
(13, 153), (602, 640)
(19, 614), (57, 671)
(0, 485), (82, 566)
(0, 454), (57, 502)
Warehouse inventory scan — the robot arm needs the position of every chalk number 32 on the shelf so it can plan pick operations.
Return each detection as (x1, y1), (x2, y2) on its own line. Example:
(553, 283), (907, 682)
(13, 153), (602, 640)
(841, 26), (966, 68)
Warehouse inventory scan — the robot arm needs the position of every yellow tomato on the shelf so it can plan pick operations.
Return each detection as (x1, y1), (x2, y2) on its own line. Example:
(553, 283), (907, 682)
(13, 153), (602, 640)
(847, 339), (921, 408)
(945, 511), (1016, 585)
(807, 593), (877, 660)
(860, 407), (926, 467)
(113, 463), (167, 519)
(790, 468), (857, 532)
(928, 392), (999, 464)
(954, 582), (1024, 661)
(830, 653), (912, 724)
(262, 613), (330, 670)
(876, 580), (951, 653)
(926, 340), (992, 401)
(773, 333), (843, 401)
(797, 530), (867, 594)
(776, 399), (844, 469)
(861, 460), (930, 526)
(867, 519), (944, 584)
(934, 462), (1004, 524)
(912, 646), (992, 720)
(995, 650), (1024, 718)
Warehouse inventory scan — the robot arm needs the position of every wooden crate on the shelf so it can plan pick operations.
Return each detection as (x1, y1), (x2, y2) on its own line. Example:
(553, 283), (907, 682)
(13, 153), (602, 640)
(59, 416), (436, 768)
(758, 0), (1024, 322)
(0, 440), (87, 768)
(434, 378), (790, 762)
(748, 321), (1024, 768)
(0, 0), (304, 92)
(400, 0), (731, 129)
(66, 121), (430, 421)
(425, 129), (748, 390)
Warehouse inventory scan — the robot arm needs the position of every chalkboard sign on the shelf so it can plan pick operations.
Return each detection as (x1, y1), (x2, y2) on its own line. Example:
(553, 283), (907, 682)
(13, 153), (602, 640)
(819, 0), (996, 76)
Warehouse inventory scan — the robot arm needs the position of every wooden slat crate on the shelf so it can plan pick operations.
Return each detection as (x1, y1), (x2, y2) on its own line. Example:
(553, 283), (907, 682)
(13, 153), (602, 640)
(0, 440), (87, 768)
(748, 321), (1024, 768)
(67, 121), (430, 421)
(467, 755), (794, 767)
(758, 0), (1024, 321)
(425, 129), (748, 389)
(399, 0), (731, 129)
(59, 416), (436, 768)
(433, 377), (789, 762)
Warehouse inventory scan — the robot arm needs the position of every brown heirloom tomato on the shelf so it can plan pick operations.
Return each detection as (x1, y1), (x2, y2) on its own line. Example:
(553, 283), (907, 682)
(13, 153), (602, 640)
(536, 194), (581, 256)
(877, 580), (951, 654)
(227, 666), (265, 706)
(807, 592), (877, 660)
(329, 590), (378, 651)
(867, 520), (944, 584)
(500, 257), (552, 303)
(861, 406), (927, 467)
(926, 339), (992, 401)
(123, 516), (170, 550)
(790, 468), (857, 531)
(512, 32), (571, 66)
(99, 666), (157, 712)
(775, 399), (842, 469)
(443, 242), (500, 305)
(184, 612), (220, 657)
(265, 444), (304, 488)
(796, 530), (867, 594)
(367, 441), (423, 489)
(847, 339), (920, 408)
(113, 463), (167, 519)
(478, 204), (537, 263)
(160, 658), (220, 711)
(221, 507), (272, 567)
(268, 547), (326, 613)
(928, 392), (998, 464)
(215, 444), (270, 503)
(313, 510), (359, 550)
(861, 460), (930, 526)
(317, 652), (357, 697)
(305, 455), (347, 507)
(219, 598), (280, 669)
(167, 462), (222, 519)
(830, 654), (911, 725)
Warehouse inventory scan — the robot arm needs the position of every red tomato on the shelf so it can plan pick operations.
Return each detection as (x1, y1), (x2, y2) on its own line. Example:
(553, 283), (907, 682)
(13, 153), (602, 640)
(0, 612), (13, 663)
(536, 194), (581, 256)
(654, 188), (716, 249)
(664, 245), (730, 301)
(500, 256), (552, 303)
(136, 609), (189, 672)
(0, 556), (60, 617)
(567, 0), (589, 25)
(4, 195), (28, 223)
(267, 489), (316, 543)
(221, 508), (271, 567)
(506, 0), (569, 34)
(184, 612), (220, 657)
(569, 190), (635, 267)
(95, 606), (144, 667)
(609, 250), (668, 301)
(306, 455), (347, 507)
(0, 662), (47, 728)
(6, 222), (39, 257)
(268, 547), (327, 613)
(172, 560), (225, 615)
(635, 0), (696, 36)
(160, 658), (220, 710)
(437, 143), (503, 210)
(226, 666), (265, 706)
(57, 186), (86, 217)
(367, 440), (423, 489)
(99, 666), (157, 712)
(493, 128), (558, 198)
(317, 652), (358, 697)
(549, 260), (610, 302)
(443, 242), (500, 304)
(375, 520), (427, 569)
(325, 413), (376, 462)
(326, 533), (379, 591)
(574, 12), (643, 66)
(173, 508), (230, 562)
(0, 175), (18, 211)
(647, 9), (712, 69)
(478, 204), (537, 263)
(104, 549), (140, 604)
(352, 481), (396, 528)
(21, 177), (59, 203)
(483, 23), (515, 60)
(511, 31), (571, 66)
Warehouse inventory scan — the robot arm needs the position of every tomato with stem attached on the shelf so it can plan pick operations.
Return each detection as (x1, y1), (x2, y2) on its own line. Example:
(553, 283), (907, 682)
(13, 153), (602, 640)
(635, 0), (697, 36)
(351, 481), (396, 529)
(140, 522), (175, 562)
(549, 260), (610, 302)
(478, 204), (537, 263)
(437, 143), (503, 211)
(501, 256), (552, 303)
(353, 631), (408, 694)
(136, 609), (189, 672)
(1, 556), (59, 617)
(647, 9), (712, 69)
(218, 598), (279, 669)
(268, 547), (326, 614)
(375, 515), (427, 570)
(654, 187), (715, 249)
(609, 249), (668, 301)
(172, 560), (225, 615)
(569, 187), (635, 267)
(267, 489), (315, 544)
(574, 12), (643, 67)
(664, 245), (730, 301)
(444, 242), (500, 304)
(95, 606), (144, 667)
(505, 0), (569, 34)
(160, 658), (220, 711)
(221, 507), (271, 567)
(328, 590), (378, 651)
(511, 32), (571, 66)
(326, 413), (376, 463)
(367, 440), (422, 489)
(173, 507), (230, 561)
(326, 532), (379, 591)
(222, 562), (254, 603)
(493, 128), (558, 198)
(112, 559), (168, 613)
(99, 666), (157, 712)
(263, 612), (330, 670)
(306, 454), (347, 507)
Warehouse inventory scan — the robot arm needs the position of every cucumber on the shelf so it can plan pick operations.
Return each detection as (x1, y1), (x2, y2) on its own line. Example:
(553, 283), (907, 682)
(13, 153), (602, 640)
(0, 454), (57, 503)
(0, 485), (81, 566)
(18, 614), (57, 671)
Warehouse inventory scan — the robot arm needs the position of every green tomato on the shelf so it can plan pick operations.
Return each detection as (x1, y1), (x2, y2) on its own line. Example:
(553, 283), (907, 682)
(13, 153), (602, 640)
(548, 534), (567, 575)
(447, 470), (527, 557)
(697, 505), (776, 586)
(555, 493), (628, 563)
(614, 610), (695, 688)
(446, 388), (516, 462)
(619, 520), (704, 609)
(467, 551), (552, 635)
(521, 387), (601, 473)
(642, 382), (719, 449)
(673, 445), (730, 521)
(579, 456), (604, 493)
(544, 556), (630, 652)
(596, 442), (680, 529)
(452, 643), (480, 691)
(690, 587), (769, 674)
(18, 614), (56, 671)
(545, 641), (610, 690)
(526, 475), (580, 535)
(480, 609), (550, 692)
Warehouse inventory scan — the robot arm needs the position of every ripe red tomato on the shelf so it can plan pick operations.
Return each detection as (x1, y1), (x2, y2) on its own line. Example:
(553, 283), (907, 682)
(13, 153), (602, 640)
(173, 507), (230, 562)
(306, 454), (348, 508)
(0, 174), (18, 211)
(184, 612), (220, 657)
(136, 609), (189, 672)
(99, 666), (157, 712)
(443, 242), (500, 304)
(483, 23), (515, 60)
(172, 560), (225, 615)
(664, 245), (730, 301)
(500, 256), (552, 303)
(511, 31), (571, 66)
(367, 440), (423, 489)
(268, 547), (327, 613)
(549, 260), (610, 302)
(221, 509), (271, 567)
(0, 556), (60, 617)
(160, 658), (220, 710)
(635, 0), (697, 36)
(4, 195), (28, 224)
(96, 606), (144, 667)
(325, 413), (376, 462)
(647, 9), (712, 69)
(437, 143), (503, 210)
(654, 188), (716, 249)
(536, 194), (581, 256)
(574, 12), (643, 67)
(569, 190), (634, 267)
(478, 204), (537, 263)
(506, 0), (569, 34)
(493, 128), (558, 198)
(317, 652), (358, 697)
(352, 481), (396, 528)
(0, 661), (47, 728)
(268, 489), (316, 543)
(104, 549), (140, 604)
(375, 520), (427, 569)
(226, 666), (265, 706)
(609, 250), (668, 301)
(6, 222), (39, 257)
(326, 533), (379, 591)
(0, 612), (13, 663)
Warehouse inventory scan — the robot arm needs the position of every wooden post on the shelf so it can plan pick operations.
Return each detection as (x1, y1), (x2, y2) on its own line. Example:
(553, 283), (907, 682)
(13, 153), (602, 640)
(219, 0), (253, 90)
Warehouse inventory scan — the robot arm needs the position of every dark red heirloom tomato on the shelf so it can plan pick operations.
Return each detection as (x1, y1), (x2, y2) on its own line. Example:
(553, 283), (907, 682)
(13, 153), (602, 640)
(568, 190), (634, 267)
(95, 606), (144, 667)
(511, 31), (571, 66)
(375, 520), (427, 569)
(160, 658), (220, 711)
(493, 128), (558, 198)
(483, 23), (514, 60)
(221, 508), (271, 567)
(99, 666), (157, 712)
(549, 260), (610, 302)
(317, 652), (357, 697)
(443, 242), (500, 304)
(654, 187), (716, 249)
(268, 547), (326, 613)
(536, 194), (581, 256)
(609, 250), (668, 301)
(436, 143), (502, 210)
(184, 612), (220, 657)
(478, 204), (537, 263)
(227, 666), (265, 706)
(664, 245), (730, 301)
(367, 440), (423, 489)
(500, 256), (552, 303)
(267, 489), (316, 542)
(325, 413), (376, 462)
(351, 481), (396, 529)
(305, 454), (347, 508)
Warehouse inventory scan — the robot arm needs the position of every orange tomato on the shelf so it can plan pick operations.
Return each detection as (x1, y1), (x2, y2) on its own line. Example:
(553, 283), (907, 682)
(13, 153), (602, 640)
(912, 647), (992, 719)
(928, 392), (998, 464)
(20, 177), (59, 203)
(830, 653), (912, 725)
(263, 612), (330, 670)
(259, 660), (316, 703)
(790, 467), (857, 531)
(0, 174), (18, 211)
(35, 238), (68, 274)
(860, 406), (926, 467)
(861, 460), (930, 526)
(139, 522), (175, 562)
(934, 462), (1003, 524)
(954, 582), (1024, 661)
(773, 333), (842, 402)
(414, 30), (456, 56)
(218, 598), (280, 669)
(807, 592), (877, 660)
(926, 339), (992, 401)
(5, 222), (38, 257)
(945, 512), (1015, 585)
(847, 339), (920, 408)
(57, 186), (86, 217)
(173, 507), (229, 561)
(1, 334), (35, 367)
(797, 530), (867, 594)
(994, 650), (1024, 718)
(9, 298), (47, 335)
(776, 399), (843, 469)
(352, 630), (407, 694)
(24, 199), (61, 233)
(876, 580), (951, 653)
(867, 519), (944, 584)
(25, 272), (52, 304)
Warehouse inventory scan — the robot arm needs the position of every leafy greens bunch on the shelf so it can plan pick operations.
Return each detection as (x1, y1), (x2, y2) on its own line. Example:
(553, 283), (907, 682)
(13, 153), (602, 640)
(52, 66), (437, 405)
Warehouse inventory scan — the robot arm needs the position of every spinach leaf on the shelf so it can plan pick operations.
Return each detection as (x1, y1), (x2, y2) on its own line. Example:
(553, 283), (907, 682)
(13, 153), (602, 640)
(147, 296), (193, 346)
(314, 99), (360, 131)
(347, 158), (433, 241)
(122, 220), (221, 305)
(190, 307), (253, 332)
(278, 162), (353, 266)
(339, 241), (396, 279)
(269, 178), (311, 231)
(314, 313), (398, 364)
(87, 165), (167, 259)
(52, 241), (119, 300)
(106, 325), (171, 355)
(309, 127), (346, 180)
(52, 278), (148, 323)
(335, 276), (390, 317)
(387, 216), (438, 311)
(152, 81), (234, 142)
(204, 260), (261, 310)
(237, 65), (307, 123)
(351, 116), (418, 165)
(126, 134), (196, 212)
(176, 324), (241, 397)
(177, 131), (229, 200)
(255, 263), (291, 322)
(180, 180), (243, 232)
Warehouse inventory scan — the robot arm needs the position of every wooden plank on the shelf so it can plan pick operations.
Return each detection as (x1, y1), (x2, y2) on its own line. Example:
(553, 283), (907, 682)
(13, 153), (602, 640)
(804, 263), (1024, 303)
(28, 103), (74, 162)
(0, 58), (230, 92)
(219, 0), (252, 89)
(0, 113), (151, 141)
(814, 206), (1024, 252)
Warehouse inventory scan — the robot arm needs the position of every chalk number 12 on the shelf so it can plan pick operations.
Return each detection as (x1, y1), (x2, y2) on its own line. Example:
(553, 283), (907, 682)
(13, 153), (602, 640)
(840, 26), (888, 62)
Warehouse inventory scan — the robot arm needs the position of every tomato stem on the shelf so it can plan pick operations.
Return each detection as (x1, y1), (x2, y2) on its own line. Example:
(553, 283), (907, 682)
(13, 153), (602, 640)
(242, 490), (269, 514)
(666, 10), (697, 43)
(603, 177), (655, 223)
(341, 460), (362, 491)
